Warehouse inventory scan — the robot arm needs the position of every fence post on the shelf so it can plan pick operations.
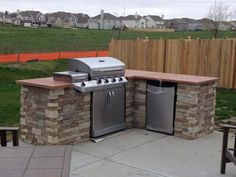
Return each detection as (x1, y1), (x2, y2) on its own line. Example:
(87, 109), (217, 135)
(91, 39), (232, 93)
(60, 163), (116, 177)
(17, 53), (20, 63)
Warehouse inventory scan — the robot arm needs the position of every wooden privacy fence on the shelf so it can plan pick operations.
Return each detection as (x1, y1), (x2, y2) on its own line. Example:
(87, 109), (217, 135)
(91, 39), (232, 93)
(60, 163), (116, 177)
(109, 39), (236, 89)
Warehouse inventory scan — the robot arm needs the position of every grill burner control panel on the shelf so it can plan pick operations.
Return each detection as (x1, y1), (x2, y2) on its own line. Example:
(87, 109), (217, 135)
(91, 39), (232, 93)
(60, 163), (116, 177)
(73, 76), (127, 92)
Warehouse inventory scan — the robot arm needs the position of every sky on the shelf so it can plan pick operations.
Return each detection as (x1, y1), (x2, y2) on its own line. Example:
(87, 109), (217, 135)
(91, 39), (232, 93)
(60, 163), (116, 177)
(1, 0), (236, 19)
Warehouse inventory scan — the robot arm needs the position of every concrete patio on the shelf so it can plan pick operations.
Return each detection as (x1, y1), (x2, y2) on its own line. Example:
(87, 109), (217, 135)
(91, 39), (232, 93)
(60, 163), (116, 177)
(70, 128), (236, 177)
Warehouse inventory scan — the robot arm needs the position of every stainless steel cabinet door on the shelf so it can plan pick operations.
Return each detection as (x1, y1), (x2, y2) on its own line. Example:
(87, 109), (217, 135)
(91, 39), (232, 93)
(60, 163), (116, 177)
(146, 85), (175, 134)
(92, 86), (126, 137)
(108, 87), (125, 126)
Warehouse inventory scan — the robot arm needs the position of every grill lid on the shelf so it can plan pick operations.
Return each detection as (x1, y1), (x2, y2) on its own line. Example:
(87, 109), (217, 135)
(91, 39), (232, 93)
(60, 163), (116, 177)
(53, 71), (88, 83)
(69, 57), (125, 78)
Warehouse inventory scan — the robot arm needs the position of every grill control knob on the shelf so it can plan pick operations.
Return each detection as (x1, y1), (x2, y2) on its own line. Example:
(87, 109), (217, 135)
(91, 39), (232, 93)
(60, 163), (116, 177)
(112, 78), (116, 82)
(81, 82), (86, 87)
(119, 77), (123, 82)
(104, 79), (109, 83)
(97, 79), (102, 84)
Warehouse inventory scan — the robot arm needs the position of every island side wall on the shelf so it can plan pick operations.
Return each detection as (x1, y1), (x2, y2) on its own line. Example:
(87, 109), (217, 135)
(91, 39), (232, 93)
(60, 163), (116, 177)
(175, 82), (217, 139)
(126, 79), (217, 140)
(20, 86), (90, 145)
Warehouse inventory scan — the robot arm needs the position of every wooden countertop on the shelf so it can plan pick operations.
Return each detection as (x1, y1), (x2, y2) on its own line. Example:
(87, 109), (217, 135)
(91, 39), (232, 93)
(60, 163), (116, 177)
(125, 69), (218, 84)
(16, 77), (72, 89)
(16, 69), (218, 89)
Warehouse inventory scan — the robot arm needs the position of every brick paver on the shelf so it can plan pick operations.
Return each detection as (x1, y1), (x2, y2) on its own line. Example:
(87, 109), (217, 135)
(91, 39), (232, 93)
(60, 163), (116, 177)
(0, 146), (71, 177)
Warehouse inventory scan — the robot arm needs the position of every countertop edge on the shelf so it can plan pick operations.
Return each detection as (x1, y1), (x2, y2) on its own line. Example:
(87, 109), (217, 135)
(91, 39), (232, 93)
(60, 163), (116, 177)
(16, 78), (72, 90)
(16, 70), (219, 89)
(125, 75), (219, 85)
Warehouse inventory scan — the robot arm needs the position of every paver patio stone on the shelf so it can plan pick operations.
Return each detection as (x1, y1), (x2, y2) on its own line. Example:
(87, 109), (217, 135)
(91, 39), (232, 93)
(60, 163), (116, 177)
(28, 157), (64, 169)
(32, 146), (65, 157)
(0, 170), (24, 177)
(0, 158), (29, 170)
(24, 169), (62, 177)
(0, 145), (71, 177)
(0, 147), (33, 158)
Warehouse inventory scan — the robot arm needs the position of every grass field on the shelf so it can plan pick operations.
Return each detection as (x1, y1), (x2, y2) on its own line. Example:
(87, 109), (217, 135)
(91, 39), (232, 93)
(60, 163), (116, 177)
(0, 60), (236, 126)
(0, 60), (68, 126)
(0, 25), (235, 54)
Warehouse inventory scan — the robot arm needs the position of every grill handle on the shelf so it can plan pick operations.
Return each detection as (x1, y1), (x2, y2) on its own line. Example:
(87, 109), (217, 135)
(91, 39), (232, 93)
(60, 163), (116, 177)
(96, 67), (124, 72)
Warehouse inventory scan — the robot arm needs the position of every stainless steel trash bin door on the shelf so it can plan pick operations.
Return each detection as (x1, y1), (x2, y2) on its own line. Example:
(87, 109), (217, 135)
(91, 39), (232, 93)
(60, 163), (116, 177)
(146, 85), (175, 134)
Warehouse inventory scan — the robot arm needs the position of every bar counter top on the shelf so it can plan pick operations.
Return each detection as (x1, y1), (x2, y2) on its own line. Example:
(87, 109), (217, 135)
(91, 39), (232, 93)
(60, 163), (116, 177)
(16, 69), (218, 89)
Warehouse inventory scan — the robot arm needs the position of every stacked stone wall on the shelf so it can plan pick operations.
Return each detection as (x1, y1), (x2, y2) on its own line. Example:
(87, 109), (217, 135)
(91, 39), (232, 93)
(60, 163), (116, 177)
(125, 80), (134, 128)
(133, 80), (147, 128)
(20, 86), (90, 145)
(175, 82), (216, 139)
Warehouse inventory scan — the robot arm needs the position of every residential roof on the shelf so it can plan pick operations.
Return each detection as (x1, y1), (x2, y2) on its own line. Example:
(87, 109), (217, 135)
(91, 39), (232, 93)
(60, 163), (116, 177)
(5, 13), (17, 18)
(121, 15), (141, 20)
(74, 13), (90, 23)
(165, 18), (199, 25)
(199, 18), (215, 25)
(48, 11), (68, 18)
(120, 15), (142, 20)
(18, 11), (29, 18)
(92, 13), (118, 20)
(146, 15), (163, 21)
(25, 10), (43, 19)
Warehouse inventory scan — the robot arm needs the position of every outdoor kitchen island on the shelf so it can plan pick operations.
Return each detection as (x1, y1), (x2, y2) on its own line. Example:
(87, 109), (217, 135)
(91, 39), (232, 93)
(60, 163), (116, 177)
(17, 69), (218, 145)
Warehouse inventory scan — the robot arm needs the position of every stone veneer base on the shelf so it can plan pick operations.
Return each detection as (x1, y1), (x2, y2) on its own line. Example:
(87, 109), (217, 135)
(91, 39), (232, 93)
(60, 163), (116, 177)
(20, 79), (217, 145)
(20, 86), (90, 145)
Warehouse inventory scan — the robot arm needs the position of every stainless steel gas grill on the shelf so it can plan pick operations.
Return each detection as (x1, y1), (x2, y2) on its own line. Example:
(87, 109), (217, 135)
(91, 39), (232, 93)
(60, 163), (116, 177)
(54, 57), (128, 138)
(69, 57), (127, 93)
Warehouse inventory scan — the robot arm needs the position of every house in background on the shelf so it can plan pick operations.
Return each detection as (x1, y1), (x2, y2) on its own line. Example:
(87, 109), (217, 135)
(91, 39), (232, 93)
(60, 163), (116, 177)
(89, 10), (121, 29)
(16, 10), (46, 27)
(46, 11), (77, 28)
(219, 22), (231, 31)
(165, 18), (202, 31)
(120, 14), (141, 29)
(229, 21), (236, 30)
(0, 12), (4, 23)
(88, 19), (100, 29)
(138, 15), (165, 29)
(75, 13), (90, 28)
(63, 13), (77, 28)
(4, 13), (21, 25)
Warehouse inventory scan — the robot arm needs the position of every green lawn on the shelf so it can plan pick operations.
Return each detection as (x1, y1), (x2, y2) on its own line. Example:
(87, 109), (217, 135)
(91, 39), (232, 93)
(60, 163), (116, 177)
(0, 60), (235, 126)
(0, 25), (235, 54)
(216, 88), (236, 120)
(0, 60), (69, 126)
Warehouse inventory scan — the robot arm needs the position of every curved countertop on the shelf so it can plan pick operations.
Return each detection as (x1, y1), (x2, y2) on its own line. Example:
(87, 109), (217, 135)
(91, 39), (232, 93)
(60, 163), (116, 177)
(16, 69), (218, 89)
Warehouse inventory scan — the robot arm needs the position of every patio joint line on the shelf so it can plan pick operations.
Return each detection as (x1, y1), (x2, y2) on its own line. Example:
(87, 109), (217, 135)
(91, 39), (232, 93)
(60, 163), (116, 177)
(105, 158), (171, 177)
(72, 148), (102, 158)
(70, 158), (104, 172)
(22, 146), (36, 177)
(61, 146), (67, 177)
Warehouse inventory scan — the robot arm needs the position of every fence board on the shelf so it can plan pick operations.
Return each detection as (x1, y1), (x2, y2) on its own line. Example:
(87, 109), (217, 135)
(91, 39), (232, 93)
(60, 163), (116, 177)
(233, 40), (236, 88)
(109, 39), (236, 89)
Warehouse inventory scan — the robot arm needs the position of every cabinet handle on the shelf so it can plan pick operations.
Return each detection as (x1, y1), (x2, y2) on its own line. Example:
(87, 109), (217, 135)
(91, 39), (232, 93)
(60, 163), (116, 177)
(107, 91), (112, 106)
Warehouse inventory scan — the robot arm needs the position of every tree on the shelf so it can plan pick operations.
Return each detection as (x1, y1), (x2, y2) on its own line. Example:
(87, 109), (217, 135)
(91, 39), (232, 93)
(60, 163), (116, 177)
(206, 0), (230, 38)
